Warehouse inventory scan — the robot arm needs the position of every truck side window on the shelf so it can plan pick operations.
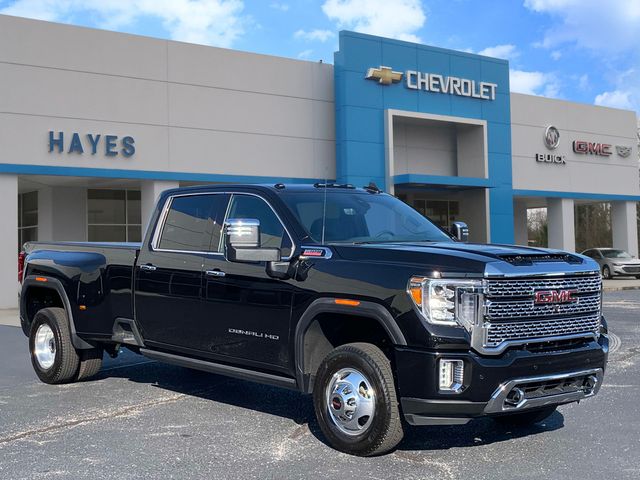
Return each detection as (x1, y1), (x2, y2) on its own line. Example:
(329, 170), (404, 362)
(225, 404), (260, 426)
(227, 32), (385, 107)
(226, 195), (292, 257)
(158, 195), (221, 252)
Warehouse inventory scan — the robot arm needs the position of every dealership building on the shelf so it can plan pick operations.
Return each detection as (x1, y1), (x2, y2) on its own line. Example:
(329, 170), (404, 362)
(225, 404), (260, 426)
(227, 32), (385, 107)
(1, 14), (638, 308)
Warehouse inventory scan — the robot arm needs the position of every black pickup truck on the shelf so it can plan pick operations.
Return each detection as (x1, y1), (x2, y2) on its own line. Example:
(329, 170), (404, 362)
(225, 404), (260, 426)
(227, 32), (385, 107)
(19, 183), (608, 456)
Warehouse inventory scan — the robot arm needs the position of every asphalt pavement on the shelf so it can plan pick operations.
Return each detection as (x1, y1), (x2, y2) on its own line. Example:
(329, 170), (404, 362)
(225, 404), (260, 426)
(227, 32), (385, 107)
(0, 291), (638, 480)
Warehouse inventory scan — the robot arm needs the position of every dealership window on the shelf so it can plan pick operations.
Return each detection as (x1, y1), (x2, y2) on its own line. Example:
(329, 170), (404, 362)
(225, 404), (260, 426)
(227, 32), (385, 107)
(18, 191), (38, 249)
(87, 190), (141, 242)
(412, 199), (459, 230)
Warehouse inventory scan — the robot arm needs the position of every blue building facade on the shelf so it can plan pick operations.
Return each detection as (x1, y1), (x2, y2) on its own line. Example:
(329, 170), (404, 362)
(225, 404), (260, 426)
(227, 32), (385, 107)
(334, 31), (514, 244)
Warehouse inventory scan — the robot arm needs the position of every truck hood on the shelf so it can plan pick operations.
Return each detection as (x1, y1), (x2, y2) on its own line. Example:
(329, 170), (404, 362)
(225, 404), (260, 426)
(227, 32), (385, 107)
(331, 241), (598, 277)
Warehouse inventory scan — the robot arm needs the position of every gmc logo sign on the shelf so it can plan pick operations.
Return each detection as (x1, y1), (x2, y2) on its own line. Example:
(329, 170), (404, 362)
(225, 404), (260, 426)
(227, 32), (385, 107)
(534, 289), (579, 304)
(573, 140), (612, 156)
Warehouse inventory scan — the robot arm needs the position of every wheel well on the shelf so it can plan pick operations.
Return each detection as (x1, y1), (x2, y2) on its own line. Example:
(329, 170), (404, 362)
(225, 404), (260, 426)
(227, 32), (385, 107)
(24, 286), (64, 326)
(301, 313), (394, 392)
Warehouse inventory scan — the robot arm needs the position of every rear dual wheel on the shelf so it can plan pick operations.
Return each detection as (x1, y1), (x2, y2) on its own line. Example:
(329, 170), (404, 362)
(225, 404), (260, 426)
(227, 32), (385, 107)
(29, 307), (103, 384)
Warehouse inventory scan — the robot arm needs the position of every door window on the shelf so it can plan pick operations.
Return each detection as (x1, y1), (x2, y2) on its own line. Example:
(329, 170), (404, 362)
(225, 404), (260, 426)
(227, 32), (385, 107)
(226, 195), (292, 257)
(157, 194), (226, 252)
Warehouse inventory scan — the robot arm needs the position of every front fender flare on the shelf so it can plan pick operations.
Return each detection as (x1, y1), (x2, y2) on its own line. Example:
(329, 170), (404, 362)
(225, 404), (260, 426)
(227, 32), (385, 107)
(294, 298), (406, 392)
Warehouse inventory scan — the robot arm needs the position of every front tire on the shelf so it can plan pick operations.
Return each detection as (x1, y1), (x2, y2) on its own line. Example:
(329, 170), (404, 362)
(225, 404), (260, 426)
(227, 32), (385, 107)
(602, 266), (612, 279)
(29, 307), (80, 384)
(313, 343), (404, 456)
(493, 406), (557, 427)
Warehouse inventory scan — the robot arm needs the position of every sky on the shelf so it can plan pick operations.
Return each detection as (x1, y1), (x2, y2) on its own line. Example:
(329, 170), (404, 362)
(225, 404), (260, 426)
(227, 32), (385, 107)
(1, 0), (639, 116)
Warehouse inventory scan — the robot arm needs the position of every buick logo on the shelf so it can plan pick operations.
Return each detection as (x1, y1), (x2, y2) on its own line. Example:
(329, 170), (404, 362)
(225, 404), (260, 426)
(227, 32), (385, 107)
(534, 289), (578, 305)
(544, 125), (560, 150)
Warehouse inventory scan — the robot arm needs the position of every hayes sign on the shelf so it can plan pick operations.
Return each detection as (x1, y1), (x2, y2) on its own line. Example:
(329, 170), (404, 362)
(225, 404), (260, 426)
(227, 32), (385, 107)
(365, 66), (498, 100)
(48, 131), (135, 157)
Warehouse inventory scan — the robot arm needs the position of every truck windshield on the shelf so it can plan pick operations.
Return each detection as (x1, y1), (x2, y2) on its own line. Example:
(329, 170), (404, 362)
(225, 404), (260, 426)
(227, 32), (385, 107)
(280, 191), (453, 244)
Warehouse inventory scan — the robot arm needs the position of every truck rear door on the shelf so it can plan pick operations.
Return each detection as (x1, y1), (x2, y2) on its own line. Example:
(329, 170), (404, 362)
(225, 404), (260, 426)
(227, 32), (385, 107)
(134, 192), (229, 352)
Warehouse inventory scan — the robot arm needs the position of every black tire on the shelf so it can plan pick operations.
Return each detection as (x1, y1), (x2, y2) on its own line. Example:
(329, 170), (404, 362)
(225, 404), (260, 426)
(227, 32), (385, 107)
(313, 343), (404, 456)
(635, 276), (640, 280)
(493, 406), (557, 427)
(76, 347), (104, 381)
(29, 307), (80, 384)
(602, 266), (611, 279)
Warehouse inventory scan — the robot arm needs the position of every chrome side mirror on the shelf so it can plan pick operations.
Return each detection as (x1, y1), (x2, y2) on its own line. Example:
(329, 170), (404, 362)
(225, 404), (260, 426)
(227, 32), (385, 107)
(224, 218), (280, 262)
(451, 221), (469, 242)
(225, 218), (260, 248)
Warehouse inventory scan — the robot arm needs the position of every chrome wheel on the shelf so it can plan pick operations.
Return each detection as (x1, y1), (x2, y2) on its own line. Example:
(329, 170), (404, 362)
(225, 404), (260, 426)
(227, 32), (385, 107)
(325, 368), (375, 436)
(34, 324), (56, 370)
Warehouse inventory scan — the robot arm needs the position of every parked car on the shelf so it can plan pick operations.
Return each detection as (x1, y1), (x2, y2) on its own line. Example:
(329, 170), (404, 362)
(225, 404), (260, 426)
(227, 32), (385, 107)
(19, 184), (608, 456)
(581, 248), (640, 279)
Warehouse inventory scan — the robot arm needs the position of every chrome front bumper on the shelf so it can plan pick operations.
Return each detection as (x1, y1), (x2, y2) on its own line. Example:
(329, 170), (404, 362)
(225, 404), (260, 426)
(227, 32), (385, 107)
(484, 368), (604, 414)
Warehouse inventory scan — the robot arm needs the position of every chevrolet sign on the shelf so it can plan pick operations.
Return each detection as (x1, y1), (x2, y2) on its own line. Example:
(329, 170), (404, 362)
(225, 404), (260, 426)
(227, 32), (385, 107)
(365, 65), (498, 100)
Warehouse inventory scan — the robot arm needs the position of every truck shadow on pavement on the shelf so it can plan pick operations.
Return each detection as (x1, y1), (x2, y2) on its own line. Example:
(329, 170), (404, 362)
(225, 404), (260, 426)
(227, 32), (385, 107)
(100, 357), (565, 452)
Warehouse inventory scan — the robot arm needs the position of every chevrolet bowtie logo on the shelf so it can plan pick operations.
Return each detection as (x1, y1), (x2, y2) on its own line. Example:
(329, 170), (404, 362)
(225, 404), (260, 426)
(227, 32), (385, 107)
(365, 66), (403, 85)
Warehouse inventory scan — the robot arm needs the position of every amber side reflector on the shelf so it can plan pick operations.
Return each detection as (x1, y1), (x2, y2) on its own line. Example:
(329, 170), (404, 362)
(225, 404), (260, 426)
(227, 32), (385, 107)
(79, 305), (87, 311)
(408, 276), (425, 307)
(35, 277), (48, 283)
(334, 298), (361, 307)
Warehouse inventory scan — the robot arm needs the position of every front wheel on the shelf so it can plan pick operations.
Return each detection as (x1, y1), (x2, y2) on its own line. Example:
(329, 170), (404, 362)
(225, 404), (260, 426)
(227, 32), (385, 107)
(313, 343), (404, 456)
(493, 406), (557, 427)
(602, 266), (612, 279)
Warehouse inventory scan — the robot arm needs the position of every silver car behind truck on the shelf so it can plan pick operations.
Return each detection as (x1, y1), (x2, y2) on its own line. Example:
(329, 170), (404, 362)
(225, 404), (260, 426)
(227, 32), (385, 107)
(581, 248), (640, 279)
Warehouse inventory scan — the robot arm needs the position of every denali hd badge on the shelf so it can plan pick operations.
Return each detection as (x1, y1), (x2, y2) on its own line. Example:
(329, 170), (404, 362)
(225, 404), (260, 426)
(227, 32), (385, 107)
(534, 289), (578, 304)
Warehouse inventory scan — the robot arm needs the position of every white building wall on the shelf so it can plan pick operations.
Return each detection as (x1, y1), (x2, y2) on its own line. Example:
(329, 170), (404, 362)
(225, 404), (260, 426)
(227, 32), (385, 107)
(0, 14), (336, 182)
(510, 93), (639, 196)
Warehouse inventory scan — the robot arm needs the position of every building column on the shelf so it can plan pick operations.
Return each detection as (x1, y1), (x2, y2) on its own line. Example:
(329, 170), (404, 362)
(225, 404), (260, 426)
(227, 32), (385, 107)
(0, 175), (18, 308)
(141, 180), (179, 231)
(547, 198), (575, 252)
(611, 201), (638, 257)
(513, 200), (528, 246)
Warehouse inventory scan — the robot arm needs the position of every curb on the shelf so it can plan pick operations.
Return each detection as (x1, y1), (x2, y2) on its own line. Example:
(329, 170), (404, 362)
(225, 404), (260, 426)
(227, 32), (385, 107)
(603, 286), (640, 292)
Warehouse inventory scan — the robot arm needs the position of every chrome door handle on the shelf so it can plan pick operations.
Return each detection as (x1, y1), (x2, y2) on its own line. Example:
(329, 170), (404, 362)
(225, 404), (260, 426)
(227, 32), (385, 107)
(205, 269), (226, 278)
(140, 264), (157, 271)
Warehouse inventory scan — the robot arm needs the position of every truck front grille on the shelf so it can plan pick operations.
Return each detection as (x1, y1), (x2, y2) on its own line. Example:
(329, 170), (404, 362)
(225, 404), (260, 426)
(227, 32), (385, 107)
(485, 313), (601, 347)
(480, 273), (602, 352)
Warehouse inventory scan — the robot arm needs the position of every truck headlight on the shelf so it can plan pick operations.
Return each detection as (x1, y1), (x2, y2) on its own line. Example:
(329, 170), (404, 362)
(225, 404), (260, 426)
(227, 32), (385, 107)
(407, 277), (482, 330)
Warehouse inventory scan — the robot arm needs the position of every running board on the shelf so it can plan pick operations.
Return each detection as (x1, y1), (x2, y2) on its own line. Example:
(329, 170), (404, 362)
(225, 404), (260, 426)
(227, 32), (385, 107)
(139, 348), (298, 390)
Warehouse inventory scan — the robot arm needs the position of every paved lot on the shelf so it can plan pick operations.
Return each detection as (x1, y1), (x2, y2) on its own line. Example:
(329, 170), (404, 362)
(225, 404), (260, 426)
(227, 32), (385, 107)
(0, 291), (638, 480)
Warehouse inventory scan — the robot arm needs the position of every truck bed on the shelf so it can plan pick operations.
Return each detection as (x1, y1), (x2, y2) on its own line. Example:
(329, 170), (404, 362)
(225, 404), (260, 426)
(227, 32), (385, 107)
(23, 241), (141, 337)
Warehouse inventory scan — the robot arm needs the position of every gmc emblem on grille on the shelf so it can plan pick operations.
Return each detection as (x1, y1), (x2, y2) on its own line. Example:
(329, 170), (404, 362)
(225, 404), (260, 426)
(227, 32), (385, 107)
(534, 289), (579, 304)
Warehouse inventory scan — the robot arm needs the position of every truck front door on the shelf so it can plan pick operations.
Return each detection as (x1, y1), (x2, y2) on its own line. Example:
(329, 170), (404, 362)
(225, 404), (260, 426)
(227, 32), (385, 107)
(201, 193), (295, 374)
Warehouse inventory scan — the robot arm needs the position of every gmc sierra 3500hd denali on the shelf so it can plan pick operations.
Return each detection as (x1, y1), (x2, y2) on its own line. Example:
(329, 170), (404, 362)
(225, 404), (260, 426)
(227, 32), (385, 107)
(19, 183), (608, 456)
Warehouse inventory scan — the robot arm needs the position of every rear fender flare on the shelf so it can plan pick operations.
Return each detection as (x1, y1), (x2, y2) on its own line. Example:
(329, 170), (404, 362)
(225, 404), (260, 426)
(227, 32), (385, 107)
(20, 276), (94, 350)
(294, 298), (406, 392)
